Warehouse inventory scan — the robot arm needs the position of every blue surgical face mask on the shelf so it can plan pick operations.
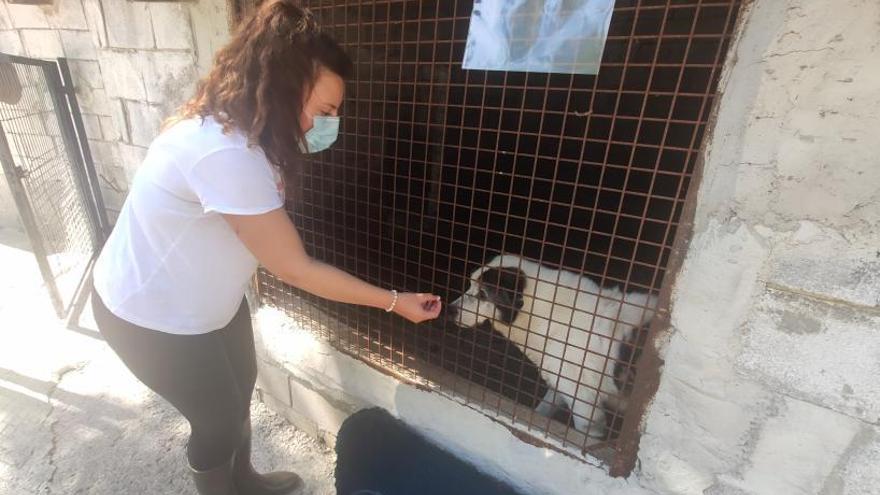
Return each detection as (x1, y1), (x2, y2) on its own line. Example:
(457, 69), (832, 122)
(300, 115), (340, 153)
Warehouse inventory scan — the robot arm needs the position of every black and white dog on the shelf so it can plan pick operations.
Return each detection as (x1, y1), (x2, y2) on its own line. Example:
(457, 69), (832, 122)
(448, 254), (656, 437)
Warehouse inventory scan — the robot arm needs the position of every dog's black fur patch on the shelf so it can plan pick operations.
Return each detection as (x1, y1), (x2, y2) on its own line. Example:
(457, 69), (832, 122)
(477, 267), (526, 325)
(597, 321), (651, 440)
(430, 320), (549, 409)
(613, 321), (650, 395)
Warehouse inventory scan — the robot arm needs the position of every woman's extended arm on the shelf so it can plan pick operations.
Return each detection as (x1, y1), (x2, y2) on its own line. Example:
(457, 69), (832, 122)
(223, 209), (441, 323)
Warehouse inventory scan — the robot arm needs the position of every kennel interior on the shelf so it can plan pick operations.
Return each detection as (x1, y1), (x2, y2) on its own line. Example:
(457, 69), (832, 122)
(252, 0), (742, 466)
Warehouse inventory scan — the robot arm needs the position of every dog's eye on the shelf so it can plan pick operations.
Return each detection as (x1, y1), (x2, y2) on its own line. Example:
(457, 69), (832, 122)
(477, 288), (488, 299)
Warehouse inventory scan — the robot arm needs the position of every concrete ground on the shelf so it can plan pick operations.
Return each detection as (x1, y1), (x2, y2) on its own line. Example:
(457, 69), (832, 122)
(0, 226), (336, 495)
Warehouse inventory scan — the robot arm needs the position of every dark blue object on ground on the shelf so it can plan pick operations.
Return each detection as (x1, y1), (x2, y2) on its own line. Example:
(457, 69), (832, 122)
(335, 407), (528, 495)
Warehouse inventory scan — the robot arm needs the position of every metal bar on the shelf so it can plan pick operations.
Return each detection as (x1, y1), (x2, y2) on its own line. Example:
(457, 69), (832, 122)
(0, 52), (54, 67)
(56, 58), (110, 244)
(0, 120), (64, 317)
(42, 61), (101, 254)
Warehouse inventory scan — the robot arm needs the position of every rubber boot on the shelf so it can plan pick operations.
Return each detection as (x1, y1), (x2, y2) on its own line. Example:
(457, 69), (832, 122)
(190, 456), (238, 495)
(233, 413), (304, 495)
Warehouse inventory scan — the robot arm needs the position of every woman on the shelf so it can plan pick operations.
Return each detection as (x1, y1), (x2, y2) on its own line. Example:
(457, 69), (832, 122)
(90, 2), (442, 494)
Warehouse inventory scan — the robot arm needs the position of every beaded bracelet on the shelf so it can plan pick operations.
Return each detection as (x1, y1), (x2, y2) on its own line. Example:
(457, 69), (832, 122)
(385, 289), (399, 313)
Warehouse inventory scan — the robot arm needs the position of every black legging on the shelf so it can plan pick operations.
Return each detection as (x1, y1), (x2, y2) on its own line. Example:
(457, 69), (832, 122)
(91, 290), (257, 471)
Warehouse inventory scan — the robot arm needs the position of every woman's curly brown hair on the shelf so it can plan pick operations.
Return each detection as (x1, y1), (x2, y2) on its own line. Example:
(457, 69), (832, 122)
(168, 0), (352, 172)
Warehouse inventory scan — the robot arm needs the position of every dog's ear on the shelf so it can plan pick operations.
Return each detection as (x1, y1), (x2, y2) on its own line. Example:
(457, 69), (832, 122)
(478, 267), (526, 323)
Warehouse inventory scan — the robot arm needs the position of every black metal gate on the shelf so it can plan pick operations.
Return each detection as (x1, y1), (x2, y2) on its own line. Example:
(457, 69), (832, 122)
(0, 53), (109, 318)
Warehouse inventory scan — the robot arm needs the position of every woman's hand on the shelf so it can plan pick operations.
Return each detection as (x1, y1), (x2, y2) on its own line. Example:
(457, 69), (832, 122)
(393, 293), (442, 323)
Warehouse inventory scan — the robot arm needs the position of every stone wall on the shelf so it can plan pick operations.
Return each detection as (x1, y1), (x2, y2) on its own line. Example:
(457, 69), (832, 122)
(0, 0), (228, 223)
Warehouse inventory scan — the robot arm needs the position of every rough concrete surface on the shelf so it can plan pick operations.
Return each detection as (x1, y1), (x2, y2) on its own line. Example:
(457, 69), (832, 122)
(637, 0), (880, 494)
(0, 226), (336, 494)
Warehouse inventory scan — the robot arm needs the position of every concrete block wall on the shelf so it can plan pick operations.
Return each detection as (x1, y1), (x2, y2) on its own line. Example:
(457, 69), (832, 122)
(635, 0), (880, 494)
(0, 0), (228, 223)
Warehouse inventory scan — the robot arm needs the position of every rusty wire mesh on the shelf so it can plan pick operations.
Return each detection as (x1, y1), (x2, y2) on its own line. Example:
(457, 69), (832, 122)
(250, 0), (742, 463)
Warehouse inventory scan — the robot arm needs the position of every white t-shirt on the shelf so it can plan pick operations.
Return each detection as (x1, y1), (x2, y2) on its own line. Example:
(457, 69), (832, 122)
(92, 117), (285, 334)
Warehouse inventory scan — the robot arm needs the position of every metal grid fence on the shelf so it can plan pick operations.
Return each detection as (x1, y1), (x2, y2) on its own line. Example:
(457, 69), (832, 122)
(252, 0), (742, 465)
(0, 56), (102, 316)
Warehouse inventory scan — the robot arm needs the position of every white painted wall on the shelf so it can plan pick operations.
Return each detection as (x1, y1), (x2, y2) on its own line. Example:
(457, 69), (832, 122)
(253, 1), (880, 494)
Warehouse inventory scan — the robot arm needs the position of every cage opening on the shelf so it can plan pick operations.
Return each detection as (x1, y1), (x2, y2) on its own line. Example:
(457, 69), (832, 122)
(250, 0), (742, 463)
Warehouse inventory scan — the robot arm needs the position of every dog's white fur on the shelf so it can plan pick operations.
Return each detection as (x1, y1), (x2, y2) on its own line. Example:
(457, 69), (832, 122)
(449, 254), (656, 436)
